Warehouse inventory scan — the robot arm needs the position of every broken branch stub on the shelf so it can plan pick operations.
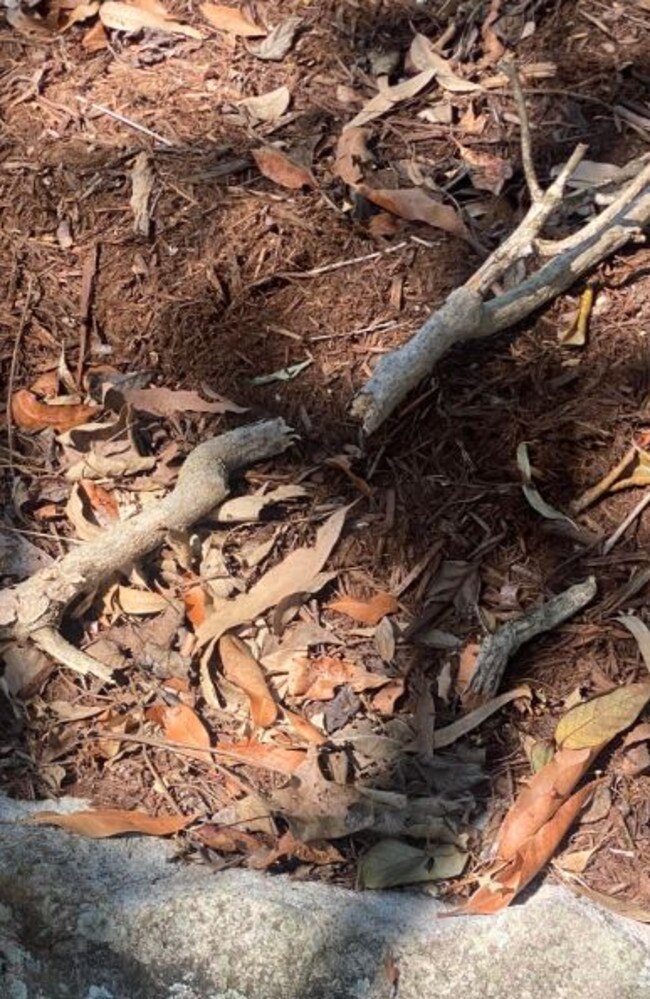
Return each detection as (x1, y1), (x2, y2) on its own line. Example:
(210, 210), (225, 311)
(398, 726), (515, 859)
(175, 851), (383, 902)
(352, 148), (650, 434)
(0, 419), (294, 682)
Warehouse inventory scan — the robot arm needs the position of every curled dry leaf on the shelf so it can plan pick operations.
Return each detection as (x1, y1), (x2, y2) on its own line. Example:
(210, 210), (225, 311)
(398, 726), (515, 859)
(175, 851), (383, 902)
(216, 483), (306, 523)
(66, 480), (118, 541)
(121, 385), (245, 418)
(154, 702), (212, 763)
(82, 19), (109, 49)
(282, 708), (327, 746)
(554, 682), (650, 751)
(60, 1), (99, 30)
(409, 34), (481, 93)
(239, 85), (291, 123)
(288, 655), (389, 701)
(200, 2), (266, 36)
(218, 634), (278, 728)
(357, 185), (471, 243)
(348, 68), (436, 129)
(216, 739), (306, 775)
(328, 591), (398, 626)
(99, 0), (203, 38)
(249, 16), (301, 60)
(252, 147), (317, 190)
(334, 127), (373, 186)
(117, 586), (169, 616)
(11, 389), (99, 432)
(184, 585), (209, 627)
(29, 808), (192, 838)
(371, 679), (405, 716)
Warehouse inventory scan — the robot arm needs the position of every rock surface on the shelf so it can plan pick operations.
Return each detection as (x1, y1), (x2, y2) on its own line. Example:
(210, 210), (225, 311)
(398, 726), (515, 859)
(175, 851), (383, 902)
(1, 795), (649, 999)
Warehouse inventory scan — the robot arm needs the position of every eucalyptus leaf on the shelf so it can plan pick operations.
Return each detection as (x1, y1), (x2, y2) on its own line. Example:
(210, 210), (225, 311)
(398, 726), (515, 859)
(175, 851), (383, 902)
(359, 838), (467, 889)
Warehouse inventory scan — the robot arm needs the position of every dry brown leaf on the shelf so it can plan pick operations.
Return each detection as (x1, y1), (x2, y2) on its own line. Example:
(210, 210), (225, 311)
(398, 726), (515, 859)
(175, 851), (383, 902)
(555, 682), (650, 750)
(275, 829), (343, 865)
(82, 19), (109, 49)
(117, 586), (169, 616)
(409, 34), (481, 92)
(334, 127), (373, 186)
(459, 782), (595, 915)
(252, 147), (317, 190)
(348, 69), (436, 128)
(200, 2), (265, 35)
(458, 144), (513, 195)
(219, 634), (278, 728)
(239, 85), (291, 122)
(184, 586), (210, 627)
(481, 0), (506, 65)
(282, 708), (327, 746)
(197, 506), (347, 646)
(195, 823), (269, 854)
(155, 702), (212, 763)
(288, 654), (389, 701)
(66, 481), (114, 542)
(357, 185), (471, 243)
(100, 0), (203, 37)
(371, 679), (405, 716)
(29, 808), (192, 838)
(328, 591), (398, 626)
(249, 16), (301, 60)
(216, 484), (306, 523)
(11, 389), (99, 432)
(457, 641), (480, 693)
(121, 385), (244, 417)
(216, 739), (306, 775)
(59, 1), (99, 30)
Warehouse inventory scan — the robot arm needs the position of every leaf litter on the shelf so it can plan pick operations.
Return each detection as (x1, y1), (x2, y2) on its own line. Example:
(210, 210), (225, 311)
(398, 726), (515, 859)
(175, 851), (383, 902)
(2, 0), (650, 917)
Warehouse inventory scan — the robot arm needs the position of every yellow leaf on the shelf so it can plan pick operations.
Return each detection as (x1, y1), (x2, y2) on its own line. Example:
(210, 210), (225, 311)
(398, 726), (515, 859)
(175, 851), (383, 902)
(555, 682), (650, 750)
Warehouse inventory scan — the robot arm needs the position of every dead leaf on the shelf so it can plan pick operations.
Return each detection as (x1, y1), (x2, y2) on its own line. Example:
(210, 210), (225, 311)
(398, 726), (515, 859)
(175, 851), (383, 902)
(275, 829), (343, 865)
(196, 824), (269, 854)
(117, 586), (169, 616)
(99, 0), (203, 38)
(334, 127), (373, 186)
(121, 385), (245, 418)
(348, 69), (436, 128)
(252, 147), (316, 190)
(184, 586), (209, 627)
(357, 185), (471, 243)
(371, 680), (405, 716)
(481, 0), (506, 65)
(216, 739), (306, 775)
(433, 686), (531, 749)
(566, 883), (650, 923)
(219, 634), (278, 728)
(249, 16), (301, 60)
(11, 389), (99, 433)
(59, 1), (99, 30)
(554, 847), (597, 873)
(29, 808), (192, 838)
(457, 642), (480, 692)
(459, 144), (513, 195)
(2, 644), (52, 698)
(154, 702), (212, 763)
(82, 19), (109, 49)
(282, 708), (326, 746)
(359, 838), (467, 889)
(328, 591), (398, 626)
(216, 484), (306, 523)
(239, 85), (291, 122)
(517, 442), (579, 530)
(374, 616), (396, 662)
(288, 655), (389, 701)
(197, 506), (348, 646)
(66, 481), (111, 541)
(130, 153), (154, 238)
(409, 34), (481, 93)
(554, 683), (650, 750)
(200, 2), (265, 35)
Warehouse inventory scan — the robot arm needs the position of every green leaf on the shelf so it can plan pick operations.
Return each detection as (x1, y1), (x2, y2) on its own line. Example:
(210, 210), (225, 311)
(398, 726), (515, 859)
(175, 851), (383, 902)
(358, 838), (467, 890)
(555, 683), (650, 750)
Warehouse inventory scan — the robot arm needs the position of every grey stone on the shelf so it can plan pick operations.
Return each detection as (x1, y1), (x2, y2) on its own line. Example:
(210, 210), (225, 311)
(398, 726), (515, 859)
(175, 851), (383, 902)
(1, 794), (649, 999)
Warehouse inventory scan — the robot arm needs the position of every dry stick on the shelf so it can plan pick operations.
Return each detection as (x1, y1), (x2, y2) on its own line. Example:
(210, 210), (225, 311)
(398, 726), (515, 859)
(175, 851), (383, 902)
(6, 275), (33, 484)
(572, 445), (637, 513)
(351, 65), (650, 434)
(603, 492), (650, 555)
(0, 420), (294, 682)
(501, 57), (542, 203)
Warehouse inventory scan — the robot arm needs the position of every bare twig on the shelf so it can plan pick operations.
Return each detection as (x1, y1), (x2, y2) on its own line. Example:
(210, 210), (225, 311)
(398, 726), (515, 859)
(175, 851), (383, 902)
(572, 446), (636, 513)
(7, 275), (33, 485)
(500, 58), (542, 203)
(603, 492), (650, 555)
(76, 97), (175, 147)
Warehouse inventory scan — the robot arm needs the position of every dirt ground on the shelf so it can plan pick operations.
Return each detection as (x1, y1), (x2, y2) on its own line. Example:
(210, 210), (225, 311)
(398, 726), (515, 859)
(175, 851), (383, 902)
(2, 0), (650, 911)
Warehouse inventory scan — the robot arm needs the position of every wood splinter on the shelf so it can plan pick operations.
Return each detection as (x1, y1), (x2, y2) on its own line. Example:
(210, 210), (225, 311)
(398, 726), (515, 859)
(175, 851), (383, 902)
(352, 60), (650, 434)
(0, 419), (295, 683)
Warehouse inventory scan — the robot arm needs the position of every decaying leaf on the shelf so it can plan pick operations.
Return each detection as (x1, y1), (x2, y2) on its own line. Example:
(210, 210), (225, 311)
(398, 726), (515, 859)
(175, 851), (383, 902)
(281, 708), (327, 746)
(458, 144), (513, 195)
(239, 85), (291, 123)
(218, 634), (278, 728)
(517, 442), (579, 530)
(347, 69), (436, 129)
(409, 34), (481, 93)
(121, 385), (245, 418)
(432, 686), (531, 749)
(288, 655), (390, 701)
(359, 838), (467, 889)
(200, 2), (265, 35)
(374, 616), (396, 662)
(216, 739), (306, 775)
(334, 127), (373, 186)
(82, 18), (109, 49)
(11, 389), (99, 433)
(197, 506), (348, 646)
(252, 147), (317, 190)
(357, 185), (471, 243)
(117, 586), (170, 616)
(371, 680), (405, 716)
(216, 484), (306, 523)
(554, 683), (650, 751)
(29, 808), (192, 838)
(130, 153), (154, 238)
(99, 0), (203, 38)
(249, 16), (301, 60)
(328, 591), (398, 626)
(153, 702), (212, 763)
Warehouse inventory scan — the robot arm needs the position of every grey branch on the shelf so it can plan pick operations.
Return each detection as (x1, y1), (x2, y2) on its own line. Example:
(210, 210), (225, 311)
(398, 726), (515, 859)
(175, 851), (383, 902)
(0, 419), (294, 682)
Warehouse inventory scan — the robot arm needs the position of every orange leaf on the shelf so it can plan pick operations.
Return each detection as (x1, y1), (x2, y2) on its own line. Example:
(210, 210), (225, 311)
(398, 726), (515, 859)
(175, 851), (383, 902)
(184, 586), (209, 627)
(460, 782), (596, 915)
(195, 823), (269, 854)
(252, 147), (317, 190)
(29, 808), (192, 838)
(328, 591), (398, 626)
(282, 707), (327, 746)
(157, 703), (212, 763)
(216, 739), (306, 775)
(495, 746), (597, 860)
(80, 480), (119, 523)
(11, 389), (99, 432)
(200, 2), (266, 35)
(288, 655), (389, 701)
(357, 185), (471, 243)
(275, 829), (343, 865)
(334, 127), (372, 186)
(82, 19), (109, 50)
(219, 634), (278, 728)
(371, 679), (405, 716)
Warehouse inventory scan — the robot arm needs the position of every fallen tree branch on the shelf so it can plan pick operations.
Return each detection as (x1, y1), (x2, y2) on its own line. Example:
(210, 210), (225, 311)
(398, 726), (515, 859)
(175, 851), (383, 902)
(0, 419), (294, 683)
(351, 64), (650, 434)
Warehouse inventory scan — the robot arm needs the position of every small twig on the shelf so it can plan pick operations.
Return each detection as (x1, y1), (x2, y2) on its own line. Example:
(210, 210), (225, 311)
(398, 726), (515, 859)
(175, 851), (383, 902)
(603, 492), (650, 555)
(501, 58), (543, 203)
(31, 627), (113, 683)
(572, 446), (636, 513)
(7, 274), (33, 485)
(282, 242), (409, 279)
(76, 97), (175, 147)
